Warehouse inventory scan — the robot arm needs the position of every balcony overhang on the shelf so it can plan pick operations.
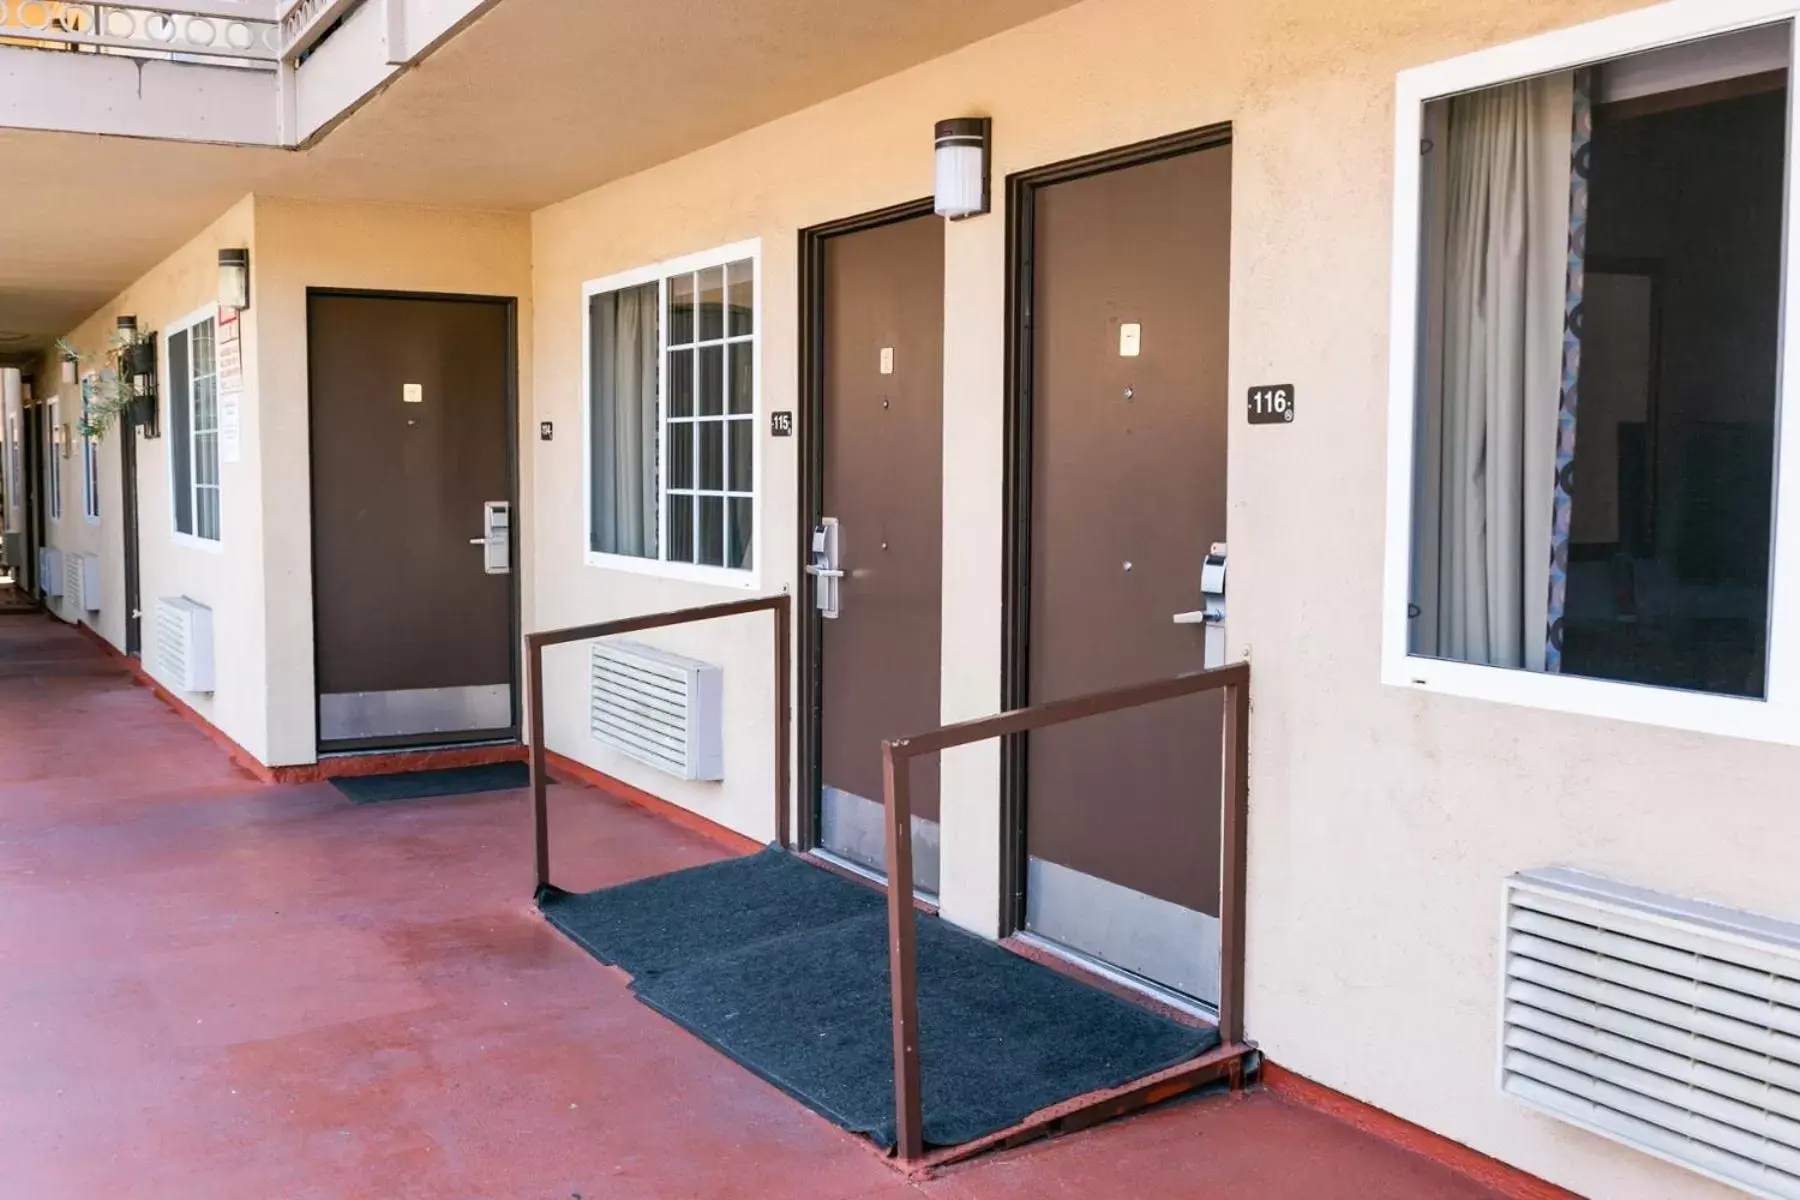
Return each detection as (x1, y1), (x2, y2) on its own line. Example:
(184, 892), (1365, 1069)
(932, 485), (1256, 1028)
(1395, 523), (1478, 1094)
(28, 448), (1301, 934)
(0, 42), (281, 144)
(0, 0), (493, 148)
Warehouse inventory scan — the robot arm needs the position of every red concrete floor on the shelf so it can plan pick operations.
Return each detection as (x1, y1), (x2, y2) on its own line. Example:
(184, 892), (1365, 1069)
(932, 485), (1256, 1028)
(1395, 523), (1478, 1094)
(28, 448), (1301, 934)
(0, 612), (1512, 1199)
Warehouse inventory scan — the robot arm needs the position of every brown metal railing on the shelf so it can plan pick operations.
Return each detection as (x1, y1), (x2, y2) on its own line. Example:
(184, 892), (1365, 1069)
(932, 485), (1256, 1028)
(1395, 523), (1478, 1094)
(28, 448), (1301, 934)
(878, 661), (1250, 1162)
(525, 594), (792, 889)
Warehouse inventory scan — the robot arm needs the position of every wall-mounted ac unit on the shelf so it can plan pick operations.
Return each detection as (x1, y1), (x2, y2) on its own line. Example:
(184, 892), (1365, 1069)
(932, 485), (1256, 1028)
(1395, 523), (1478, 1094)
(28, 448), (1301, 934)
(589, 640), (723, 781)
(1502, 868), (1800, 1200)
(38, 546), (62, 597)
(155, 596), (215, 694)
(62, 551), (98, 616)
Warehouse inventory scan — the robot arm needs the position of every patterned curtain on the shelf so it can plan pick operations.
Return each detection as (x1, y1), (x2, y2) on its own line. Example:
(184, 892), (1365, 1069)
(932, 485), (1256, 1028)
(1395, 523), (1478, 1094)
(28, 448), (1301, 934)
(1544, 68), (1594, 673)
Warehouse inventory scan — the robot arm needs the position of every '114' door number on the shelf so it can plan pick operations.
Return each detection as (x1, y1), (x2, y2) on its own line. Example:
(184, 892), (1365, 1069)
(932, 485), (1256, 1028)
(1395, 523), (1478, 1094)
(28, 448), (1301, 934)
(1247, 384), (1295, 425)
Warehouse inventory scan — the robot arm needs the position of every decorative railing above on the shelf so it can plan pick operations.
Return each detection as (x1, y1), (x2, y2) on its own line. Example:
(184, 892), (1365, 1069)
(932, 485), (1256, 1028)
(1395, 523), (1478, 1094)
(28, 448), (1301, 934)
(0, 0), (280, 64)
(274, 0), (359, 59)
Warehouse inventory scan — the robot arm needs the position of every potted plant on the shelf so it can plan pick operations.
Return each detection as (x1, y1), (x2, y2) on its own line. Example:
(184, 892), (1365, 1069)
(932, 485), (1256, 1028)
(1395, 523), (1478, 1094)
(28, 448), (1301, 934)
(56, 332), (138, 440)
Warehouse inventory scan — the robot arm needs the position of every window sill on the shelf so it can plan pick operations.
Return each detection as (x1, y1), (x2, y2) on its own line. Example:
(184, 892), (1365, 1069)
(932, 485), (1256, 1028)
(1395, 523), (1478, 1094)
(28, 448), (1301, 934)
(582, 550), (759, 590)
(172, 532), (224, 555)
(1383, 650), (1792, 746)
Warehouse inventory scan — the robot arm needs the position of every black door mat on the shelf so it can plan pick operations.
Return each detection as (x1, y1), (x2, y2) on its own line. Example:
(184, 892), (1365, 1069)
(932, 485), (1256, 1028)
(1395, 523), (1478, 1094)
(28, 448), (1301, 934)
(539, 848), (1217, 1151)
(538, 847), (885, 978)
(331, 761), (540, 804)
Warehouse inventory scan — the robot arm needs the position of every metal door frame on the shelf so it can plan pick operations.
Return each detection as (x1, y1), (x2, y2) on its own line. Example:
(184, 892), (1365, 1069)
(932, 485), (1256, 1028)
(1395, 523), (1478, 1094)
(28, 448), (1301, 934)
(1000, 122), (1234, 935)
(795, 197), (938, 852)
(304, 287), (523, 754)
(120, 397), (142, 654)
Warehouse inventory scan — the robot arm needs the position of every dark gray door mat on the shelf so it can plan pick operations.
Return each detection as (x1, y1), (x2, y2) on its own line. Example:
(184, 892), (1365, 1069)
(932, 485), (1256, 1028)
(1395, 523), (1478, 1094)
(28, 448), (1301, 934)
(331, 761), (540, 803)
(538, 847), (1217, 1151)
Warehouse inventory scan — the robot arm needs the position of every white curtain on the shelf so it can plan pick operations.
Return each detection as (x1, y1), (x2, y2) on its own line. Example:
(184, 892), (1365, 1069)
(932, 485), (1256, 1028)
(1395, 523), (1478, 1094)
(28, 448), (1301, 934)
(1431, 74), (1573, 670)
(591, 283), (659, 557)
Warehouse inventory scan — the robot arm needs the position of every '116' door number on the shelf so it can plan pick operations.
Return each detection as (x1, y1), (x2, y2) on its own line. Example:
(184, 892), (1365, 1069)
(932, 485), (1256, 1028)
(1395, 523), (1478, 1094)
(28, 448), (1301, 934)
(1247, 385), (1295, 425)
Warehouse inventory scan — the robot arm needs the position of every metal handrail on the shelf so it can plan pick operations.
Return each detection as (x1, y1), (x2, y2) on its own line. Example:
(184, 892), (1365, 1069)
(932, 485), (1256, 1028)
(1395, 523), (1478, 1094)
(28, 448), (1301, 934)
(525, 593), (792, 890)
(877, 660), (1251, 1162)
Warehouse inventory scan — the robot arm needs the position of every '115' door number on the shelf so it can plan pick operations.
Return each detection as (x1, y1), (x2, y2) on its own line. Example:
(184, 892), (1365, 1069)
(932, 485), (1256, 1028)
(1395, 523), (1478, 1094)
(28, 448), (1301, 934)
(1247, 384), (1295, 425)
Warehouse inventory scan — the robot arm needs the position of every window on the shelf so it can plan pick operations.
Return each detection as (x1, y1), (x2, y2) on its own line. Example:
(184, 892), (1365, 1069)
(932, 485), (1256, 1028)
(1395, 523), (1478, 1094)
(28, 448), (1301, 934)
(167, 308), (220, 544)
(80, 378), (98, 522)
(585, 241), (758, 581)
(43, 398), (60, 522)
(1385, 11), (1800, 740)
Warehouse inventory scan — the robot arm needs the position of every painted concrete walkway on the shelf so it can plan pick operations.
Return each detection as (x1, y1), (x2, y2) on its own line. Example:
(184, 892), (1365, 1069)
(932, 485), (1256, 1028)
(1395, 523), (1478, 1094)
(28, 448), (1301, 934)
(0, 612), (1511, 1199)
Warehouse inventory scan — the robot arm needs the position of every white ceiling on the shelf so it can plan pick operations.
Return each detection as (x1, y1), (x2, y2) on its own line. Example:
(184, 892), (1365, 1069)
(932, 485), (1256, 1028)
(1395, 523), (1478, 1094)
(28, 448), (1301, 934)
(0, 0), (1078, 356)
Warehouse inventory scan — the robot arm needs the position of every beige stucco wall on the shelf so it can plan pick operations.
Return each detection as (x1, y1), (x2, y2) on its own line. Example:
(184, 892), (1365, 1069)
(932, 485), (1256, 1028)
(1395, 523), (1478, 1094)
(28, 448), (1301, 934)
(33, 345), (112, 637)
(50, 195), (531, 767)
(251, 197), (533, 765)
(51, 197), (269, 758)
(528, 1), (1777, 1197)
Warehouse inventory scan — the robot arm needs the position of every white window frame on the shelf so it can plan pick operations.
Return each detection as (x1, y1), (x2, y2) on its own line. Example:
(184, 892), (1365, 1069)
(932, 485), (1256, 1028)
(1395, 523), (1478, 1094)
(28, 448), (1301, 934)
(81, 380), (99, 524)
(164, 304), (223, 552)
(580, 238), (762, 588)
(44, 397), (60, 523)
(1383, 0), (1800, 745)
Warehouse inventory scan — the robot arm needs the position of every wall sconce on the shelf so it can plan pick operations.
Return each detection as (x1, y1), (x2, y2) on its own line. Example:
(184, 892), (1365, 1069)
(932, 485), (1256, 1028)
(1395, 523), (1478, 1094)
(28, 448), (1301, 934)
(116, 314), (160, 440)
(60, 352), (76, 385)
(934, 117), (991, 220)
(218, 248), (250, 312)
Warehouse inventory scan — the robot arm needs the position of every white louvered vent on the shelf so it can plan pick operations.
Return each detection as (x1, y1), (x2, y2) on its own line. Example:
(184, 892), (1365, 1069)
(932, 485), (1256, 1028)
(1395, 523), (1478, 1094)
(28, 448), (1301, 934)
(62, 551), (97, 615)
(1502, 868), (1800, 1199)
(589, 640), (722, 782)
(38, 547), (62, 597)
(155, 596), (215, 694)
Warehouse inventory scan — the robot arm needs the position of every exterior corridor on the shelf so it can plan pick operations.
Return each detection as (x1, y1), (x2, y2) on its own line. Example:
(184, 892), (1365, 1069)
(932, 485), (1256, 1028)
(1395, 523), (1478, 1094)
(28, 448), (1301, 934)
(0, 612), (1513, 1199)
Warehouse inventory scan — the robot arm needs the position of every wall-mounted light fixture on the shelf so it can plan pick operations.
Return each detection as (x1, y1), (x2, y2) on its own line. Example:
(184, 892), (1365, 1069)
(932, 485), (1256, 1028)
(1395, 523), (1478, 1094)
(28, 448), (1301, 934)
(218, 248), (250, 313)
(116, 314), (159, 440)
(934, 117), (991, 220)
(60, 351), (76, 385)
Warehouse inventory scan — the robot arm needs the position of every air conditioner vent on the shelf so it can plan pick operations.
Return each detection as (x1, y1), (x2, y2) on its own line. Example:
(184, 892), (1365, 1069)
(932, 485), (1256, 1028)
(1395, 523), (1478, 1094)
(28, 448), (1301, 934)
(38, 546), (62, 597)
(62, 551), (97, 616)
(155, 596), (215, 694)
(589, 640), (722, 782)
(1503, 868), (1800, 1199)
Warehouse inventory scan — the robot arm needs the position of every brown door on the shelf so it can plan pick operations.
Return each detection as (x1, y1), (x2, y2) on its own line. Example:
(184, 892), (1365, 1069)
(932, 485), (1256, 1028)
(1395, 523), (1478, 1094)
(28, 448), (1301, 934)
(1022, 142), (1232, 1002)
(307, 291), (517, 750)
(814, 213), (945, 892)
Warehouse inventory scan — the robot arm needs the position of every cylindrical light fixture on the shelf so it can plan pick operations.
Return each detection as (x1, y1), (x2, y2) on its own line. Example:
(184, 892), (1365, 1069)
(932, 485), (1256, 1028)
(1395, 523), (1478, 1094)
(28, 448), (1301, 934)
(218, 248), (250, 312)
(116, 314), (137, 338)
(934, 117), (991, 220)
(60, 354), (76, 385)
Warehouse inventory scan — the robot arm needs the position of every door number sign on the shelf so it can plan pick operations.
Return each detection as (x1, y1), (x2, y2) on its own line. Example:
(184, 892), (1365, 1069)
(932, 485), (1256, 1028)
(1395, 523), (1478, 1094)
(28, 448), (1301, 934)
(1247, 384), (1295, 425)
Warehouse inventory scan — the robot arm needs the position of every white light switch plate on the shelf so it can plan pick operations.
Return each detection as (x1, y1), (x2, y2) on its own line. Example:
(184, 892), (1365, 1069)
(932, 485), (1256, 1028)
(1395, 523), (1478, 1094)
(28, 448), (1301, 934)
(1119, 323), (1141, 357)
(403, 383), (424, 404)
(879, 347), (894, 375)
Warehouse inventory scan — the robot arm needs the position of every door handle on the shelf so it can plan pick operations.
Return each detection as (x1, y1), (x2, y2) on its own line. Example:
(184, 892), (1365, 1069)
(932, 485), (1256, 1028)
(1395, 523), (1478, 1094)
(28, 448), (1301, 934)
(811, 517), (841, 619)
(474, 501), (510, 575)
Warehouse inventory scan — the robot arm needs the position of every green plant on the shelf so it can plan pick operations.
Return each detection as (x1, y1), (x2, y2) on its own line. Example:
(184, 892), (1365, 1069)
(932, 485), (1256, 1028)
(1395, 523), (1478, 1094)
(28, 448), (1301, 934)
(56, 332), (136, 439)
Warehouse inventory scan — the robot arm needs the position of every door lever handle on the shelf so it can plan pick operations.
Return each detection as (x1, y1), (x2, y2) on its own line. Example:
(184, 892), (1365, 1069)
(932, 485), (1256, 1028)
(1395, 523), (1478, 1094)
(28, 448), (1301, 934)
(469, 537), (489, 546)
(805, 563), (844, 579)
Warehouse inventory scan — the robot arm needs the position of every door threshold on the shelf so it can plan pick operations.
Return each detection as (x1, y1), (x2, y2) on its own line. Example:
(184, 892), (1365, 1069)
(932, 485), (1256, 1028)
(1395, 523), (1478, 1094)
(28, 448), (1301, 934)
(1012, 930), (1217, 1023)
(317, 736), (519, 759)
(807, 847), (941, 909)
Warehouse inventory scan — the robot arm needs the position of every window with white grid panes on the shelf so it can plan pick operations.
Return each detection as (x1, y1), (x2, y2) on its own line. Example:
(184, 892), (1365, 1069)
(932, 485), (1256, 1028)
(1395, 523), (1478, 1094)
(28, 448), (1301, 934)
(584, 241), (759, 582)
(81, 385), (98, 521)
(663, 258), (755, 570)
(168, 310), (221, 545)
